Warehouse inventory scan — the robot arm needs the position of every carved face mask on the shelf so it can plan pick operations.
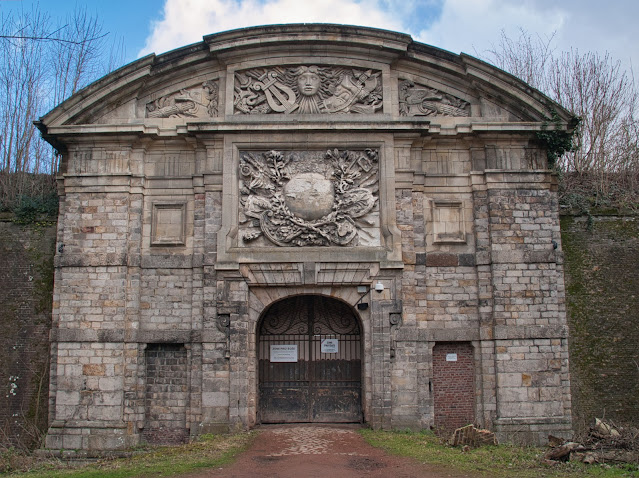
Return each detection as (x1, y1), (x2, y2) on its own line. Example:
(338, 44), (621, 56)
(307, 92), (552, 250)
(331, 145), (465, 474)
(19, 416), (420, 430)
(297, 71), (321, 96)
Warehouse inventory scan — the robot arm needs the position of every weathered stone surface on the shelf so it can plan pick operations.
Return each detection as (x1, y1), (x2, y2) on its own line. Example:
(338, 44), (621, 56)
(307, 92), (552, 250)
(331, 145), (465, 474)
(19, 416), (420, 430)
(36, 24), (574, 453)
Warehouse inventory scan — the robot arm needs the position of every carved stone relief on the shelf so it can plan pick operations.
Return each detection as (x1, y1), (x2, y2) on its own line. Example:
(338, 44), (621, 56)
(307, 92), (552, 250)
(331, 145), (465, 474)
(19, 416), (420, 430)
(239, 149), (380, 247)
(399, 79), (470, 117)
(234, 66), (383, 115)
(146, 80), (218, 118)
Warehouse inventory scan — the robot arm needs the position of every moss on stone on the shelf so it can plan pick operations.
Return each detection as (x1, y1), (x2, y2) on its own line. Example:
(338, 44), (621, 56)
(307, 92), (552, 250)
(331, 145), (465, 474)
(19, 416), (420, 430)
(561, 215), (639, 434)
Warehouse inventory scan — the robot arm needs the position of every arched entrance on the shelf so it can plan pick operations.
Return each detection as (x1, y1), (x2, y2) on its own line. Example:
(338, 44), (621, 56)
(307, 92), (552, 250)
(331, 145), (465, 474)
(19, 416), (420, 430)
(257, 295), (363, 423)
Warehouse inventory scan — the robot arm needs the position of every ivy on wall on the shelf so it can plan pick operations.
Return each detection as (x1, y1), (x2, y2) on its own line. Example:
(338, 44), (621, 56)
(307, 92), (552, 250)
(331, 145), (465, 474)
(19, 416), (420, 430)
(536, 108), (580, 168)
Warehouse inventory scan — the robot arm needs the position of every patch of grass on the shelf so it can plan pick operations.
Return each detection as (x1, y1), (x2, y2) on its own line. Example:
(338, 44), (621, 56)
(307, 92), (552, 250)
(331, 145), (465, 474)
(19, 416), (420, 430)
(3, 431), (256, 477)
(360, 429), (639, 478)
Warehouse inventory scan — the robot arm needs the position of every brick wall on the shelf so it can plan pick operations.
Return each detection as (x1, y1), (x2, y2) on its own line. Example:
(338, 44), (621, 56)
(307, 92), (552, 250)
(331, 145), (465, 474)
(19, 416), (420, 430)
(0, 221), (55, 449)
(143, 344), (189, 445)
(562, 215), (639, 434)
(432, 342), (475, 432)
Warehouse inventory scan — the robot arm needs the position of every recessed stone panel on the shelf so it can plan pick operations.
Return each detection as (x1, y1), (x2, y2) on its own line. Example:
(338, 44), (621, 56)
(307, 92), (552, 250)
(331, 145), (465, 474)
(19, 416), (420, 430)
(151, 203), (186, 246)
(432, 199), (466, 244)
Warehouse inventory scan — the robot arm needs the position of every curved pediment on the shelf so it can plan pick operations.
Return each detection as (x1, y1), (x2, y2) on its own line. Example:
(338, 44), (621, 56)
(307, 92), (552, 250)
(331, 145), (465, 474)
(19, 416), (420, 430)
(37, 24), (573, 139)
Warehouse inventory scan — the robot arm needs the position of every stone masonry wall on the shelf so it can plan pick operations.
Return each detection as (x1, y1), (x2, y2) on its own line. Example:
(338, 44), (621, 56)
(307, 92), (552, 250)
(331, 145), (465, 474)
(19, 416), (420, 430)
(5, 213), (637, 449)
(486, 177), (572, 444)
(140, 269), (193, 331)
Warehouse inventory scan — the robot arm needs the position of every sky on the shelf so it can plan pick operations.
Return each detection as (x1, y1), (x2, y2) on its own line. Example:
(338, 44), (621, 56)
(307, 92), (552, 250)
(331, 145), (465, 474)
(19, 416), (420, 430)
(1, 0), (638, 77)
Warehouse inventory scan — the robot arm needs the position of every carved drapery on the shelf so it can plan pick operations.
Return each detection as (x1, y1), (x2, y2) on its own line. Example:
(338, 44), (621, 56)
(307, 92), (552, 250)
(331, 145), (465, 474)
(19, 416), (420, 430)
(239, 149), (379, 247)
(234, 65), (383, 115)
(399, 79), (470, 117)
(146, 80), (219, 118)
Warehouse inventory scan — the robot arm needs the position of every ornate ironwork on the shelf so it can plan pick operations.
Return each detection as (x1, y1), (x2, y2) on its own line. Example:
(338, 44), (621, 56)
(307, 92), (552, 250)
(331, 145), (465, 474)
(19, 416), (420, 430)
(260, 296), (360, 335)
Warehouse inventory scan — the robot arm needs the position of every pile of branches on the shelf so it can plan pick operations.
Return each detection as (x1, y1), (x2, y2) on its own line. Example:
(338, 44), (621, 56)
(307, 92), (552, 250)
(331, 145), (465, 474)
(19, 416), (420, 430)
(545, 419), (639, 465)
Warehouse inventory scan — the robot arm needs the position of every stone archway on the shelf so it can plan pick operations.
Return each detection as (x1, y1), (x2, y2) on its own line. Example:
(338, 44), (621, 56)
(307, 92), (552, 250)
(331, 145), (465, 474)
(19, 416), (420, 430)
(257, 295), (363, 423)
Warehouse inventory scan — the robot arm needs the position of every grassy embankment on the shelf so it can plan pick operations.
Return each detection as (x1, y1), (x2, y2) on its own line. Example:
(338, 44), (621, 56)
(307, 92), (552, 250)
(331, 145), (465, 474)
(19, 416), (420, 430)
(1, 432), (255, 477)
(360, 429), (639, 478)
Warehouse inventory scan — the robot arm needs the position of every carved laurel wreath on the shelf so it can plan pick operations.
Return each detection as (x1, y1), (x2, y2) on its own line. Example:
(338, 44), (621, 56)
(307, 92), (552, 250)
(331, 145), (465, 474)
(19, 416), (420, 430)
(239, 149), (379, 247)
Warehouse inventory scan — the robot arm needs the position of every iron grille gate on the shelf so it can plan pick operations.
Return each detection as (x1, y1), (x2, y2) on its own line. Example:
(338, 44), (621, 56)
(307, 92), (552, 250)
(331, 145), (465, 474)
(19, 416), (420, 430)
(258, 295), (362, 423)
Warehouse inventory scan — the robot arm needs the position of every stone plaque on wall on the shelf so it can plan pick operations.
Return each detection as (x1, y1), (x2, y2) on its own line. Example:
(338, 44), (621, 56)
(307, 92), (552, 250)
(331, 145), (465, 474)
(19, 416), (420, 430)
(432, 200), (466, 243)
(151, 203), (186, 245)
(238, 149), (381, 247)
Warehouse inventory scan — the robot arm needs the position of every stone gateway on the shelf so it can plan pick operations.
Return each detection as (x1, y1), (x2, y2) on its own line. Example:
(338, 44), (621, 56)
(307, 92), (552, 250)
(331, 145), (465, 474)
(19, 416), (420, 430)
(36, 24), (574, 453)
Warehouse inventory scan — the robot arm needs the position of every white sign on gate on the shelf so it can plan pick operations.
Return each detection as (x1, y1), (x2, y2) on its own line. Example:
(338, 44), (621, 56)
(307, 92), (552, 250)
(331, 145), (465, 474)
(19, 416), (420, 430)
(270, 345), (298, 362)
(321, 338), (339, 354)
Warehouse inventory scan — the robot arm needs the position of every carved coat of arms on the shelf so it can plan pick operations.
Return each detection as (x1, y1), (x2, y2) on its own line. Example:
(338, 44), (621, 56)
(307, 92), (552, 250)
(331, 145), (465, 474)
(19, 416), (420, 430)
(239, 149), (379, 246)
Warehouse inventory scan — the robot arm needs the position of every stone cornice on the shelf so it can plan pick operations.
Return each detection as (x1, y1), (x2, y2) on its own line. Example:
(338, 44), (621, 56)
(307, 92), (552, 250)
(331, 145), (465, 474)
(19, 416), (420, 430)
(41, 120), (565, 140)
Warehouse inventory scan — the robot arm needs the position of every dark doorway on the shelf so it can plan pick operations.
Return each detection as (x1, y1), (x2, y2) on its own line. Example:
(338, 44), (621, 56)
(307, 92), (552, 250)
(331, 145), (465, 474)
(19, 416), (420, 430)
(258, 295), (362, 423)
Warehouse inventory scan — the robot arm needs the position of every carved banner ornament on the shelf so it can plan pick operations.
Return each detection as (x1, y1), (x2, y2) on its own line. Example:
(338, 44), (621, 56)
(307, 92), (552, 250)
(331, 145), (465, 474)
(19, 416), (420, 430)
(234, 66), (383, 115)
(399, 80), (470, 117)
(239, 149), (379, 247)
(146, 80), (219, 118)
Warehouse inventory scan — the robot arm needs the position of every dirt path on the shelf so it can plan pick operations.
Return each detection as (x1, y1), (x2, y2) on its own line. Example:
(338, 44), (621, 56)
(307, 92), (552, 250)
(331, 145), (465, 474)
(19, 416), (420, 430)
(185, 424), (481, 478)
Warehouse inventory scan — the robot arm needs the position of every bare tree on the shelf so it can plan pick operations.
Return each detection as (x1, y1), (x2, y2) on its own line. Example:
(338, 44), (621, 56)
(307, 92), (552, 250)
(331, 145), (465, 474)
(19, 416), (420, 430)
(481, 29), (639, 208)
(548, 51), (637, 175)
(50, 7), (108, 106)
(0, 5), (123, 211)
(0, 6), (49, 203)
(482, 28), (555, 92)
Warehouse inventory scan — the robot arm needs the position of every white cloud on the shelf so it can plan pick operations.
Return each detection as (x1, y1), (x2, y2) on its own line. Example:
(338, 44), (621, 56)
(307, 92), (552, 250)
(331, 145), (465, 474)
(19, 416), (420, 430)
(139, 0), (639, 77)
(138, 0), (407, 57)
(416, 0), (638, 74)
(416, 0), (566, 57)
